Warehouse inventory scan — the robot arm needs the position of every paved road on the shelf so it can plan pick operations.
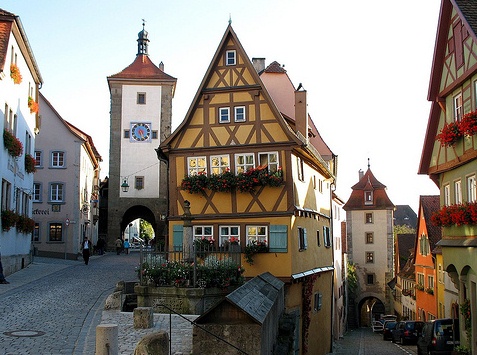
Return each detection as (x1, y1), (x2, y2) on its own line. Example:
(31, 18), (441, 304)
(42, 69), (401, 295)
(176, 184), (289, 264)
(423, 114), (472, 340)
(331, 327), (418, 354)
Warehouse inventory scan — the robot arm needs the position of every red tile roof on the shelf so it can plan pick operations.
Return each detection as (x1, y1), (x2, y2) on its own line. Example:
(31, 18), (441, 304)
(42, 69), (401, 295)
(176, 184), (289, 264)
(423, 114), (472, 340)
(0, 10), (15, 72)
(108, 54), (176, 81)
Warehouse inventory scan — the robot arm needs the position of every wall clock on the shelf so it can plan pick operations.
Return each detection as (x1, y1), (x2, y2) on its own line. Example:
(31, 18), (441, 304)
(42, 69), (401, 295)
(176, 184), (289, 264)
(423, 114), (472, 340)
(130, 122), (151, 142)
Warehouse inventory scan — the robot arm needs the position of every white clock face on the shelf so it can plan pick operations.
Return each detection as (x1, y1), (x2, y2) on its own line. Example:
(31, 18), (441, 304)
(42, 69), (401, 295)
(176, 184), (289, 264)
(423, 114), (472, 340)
(131, 122), (151, 142)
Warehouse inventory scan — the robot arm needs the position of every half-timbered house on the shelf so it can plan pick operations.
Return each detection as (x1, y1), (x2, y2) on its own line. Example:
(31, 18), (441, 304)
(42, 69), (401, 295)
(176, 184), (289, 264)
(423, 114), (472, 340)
(160, 24), (337, 355)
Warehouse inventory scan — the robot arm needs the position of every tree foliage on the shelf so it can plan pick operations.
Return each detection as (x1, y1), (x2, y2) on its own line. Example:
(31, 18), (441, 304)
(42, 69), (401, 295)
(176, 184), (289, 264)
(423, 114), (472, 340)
(394, 224), (416, 236)
(347, 261), (358, 298)
(139, 219), (154, 242)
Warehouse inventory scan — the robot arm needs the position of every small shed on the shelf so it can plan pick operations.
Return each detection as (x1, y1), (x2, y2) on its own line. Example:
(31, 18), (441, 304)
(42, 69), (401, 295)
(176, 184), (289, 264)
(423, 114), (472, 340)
(192, 272), (285, 355)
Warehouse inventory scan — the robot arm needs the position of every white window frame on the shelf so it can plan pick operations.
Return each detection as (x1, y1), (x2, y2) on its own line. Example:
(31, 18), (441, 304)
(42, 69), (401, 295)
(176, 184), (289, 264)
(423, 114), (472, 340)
(454, 93), (463, 121)
(33, 183), (41, 202)
(235, 153), (255, 174)
(246, 225), (267, 245)
(258, 152), (279, 173)
(219, 225), (240, 246)
(454, 180), (462, 204)
(193, 225), (213, 240)
(51, 151), (65, 168)
(323, 226), (331, 248)
(225, 50), (236, 66)
(219, 107), (230, 123)
(50, 183), (64, 202)
(467, 175), (476, 202)
(34, 151), (42, 167)
(187, 156), (207, 176)
(364, 191), (373, 205)
(428, 275), (434, 289)
(297, 157), (304, 181)
(444, 184), (451, 206)
(417, 273), (425, 287)
(234, 106), (246, 122)
(210, 155), (230, 175)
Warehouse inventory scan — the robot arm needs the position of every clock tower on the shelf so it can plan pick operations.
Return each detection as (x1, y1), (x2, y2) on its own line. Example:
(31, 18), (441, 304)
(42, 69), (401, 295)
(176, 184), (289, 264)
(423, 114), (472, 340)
(106, 23), (176, 248)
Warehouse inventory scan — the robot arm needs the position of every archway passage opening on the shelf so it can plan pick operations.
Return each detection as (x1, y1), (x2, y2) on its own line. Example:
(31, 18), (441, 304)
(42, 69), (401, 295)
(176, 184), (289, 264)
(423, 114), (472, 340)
(120, 205), (159, 250)
(358, 297), (386, 327)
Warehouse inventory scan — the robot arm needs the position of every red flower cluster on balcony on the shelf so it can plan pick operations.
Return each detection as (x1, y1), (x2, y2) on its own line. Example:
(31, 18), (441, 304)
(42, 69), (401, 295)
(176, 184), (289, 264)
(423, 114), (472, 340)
(3, 129), (23, 157)
(431, 202), (477, 227)
(436, 110), (477, 147)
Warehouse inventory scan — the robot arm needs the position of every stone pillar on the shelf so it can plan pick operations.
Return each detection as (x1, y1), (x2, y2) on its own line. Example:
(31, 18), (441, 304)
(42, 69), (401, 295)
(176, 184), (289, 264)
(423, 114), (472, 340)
(181, 200), (194, 261)
(96, 323), (118, 355)
(134, 307), (154, 329)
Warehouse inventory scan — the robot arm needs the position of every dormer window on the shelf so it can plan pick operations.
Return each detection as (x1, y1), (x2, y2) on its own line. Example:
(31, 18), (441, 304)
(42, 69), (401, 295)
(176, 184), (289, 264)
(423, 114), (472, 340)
(364, 191), (373, 205)
(226, 50), (236, 66)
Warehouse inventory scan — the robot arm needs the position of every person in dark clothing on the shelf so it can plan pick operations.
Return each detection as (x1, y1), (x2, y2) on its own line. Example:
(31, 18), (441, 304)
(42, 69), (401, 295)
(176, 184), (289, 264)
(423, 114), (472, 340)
(0, 253), (9, 284)
(81, 237), (92, 265)
(96, 237), (106, 255)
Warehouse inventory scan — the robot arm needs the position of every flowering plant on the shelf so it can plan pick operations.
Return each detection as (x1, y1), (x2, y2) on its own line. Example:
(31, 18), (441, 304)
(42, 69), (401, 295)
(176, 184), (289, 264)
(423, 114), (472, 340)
(10, 63), (22, 84)
(436, 121), (462, 147)
(28, 96), (39, 114)
(1, 210), (19, 231)
(431, 202), (477, 227)
(3, 129), (23, 157)
(228, 236), (239, 245)
(16, 215), (35, 234)
(460, 111), (477, 137)
(25, 154), (36, 173)
(244, 240), (268, 265)
(207, 169), (236, 192)
(236, 166), (284, 192)
(461, 298), (472, 331)
(181, 171), (208, 194)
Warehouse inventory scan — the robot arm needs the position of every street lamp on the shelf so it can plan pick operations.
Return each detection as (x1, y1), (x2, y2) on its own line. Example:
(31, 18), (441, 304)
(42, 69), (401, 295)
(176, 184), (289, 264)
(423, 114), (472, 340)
(121, 178), (129, 193)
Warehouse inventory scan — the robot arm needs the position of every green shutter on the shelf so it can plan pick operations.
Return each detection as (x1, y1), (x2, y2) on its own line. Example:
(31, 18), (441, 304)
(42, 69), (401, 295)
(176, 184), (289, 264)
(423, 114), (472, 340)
(173, 225), (183, 248)
(269, 225), (288, 252)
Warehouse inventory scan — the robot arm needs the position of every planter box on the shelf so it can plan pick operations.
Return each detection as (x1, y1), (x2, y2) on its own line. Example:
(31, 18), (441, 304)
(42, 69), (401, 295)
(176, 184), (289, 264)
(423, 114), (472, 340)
(134, 285), (236, 315)
(443, 225), (477, 237)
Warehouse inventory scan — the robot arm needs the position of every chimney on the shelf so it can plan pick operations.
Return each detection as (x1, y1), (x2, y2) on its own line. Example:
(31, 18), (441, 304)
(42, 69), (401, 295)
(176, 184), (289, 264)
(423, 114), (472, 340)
(252, 58), (265, 73)
(295, 85), (308, 141)
(358, 169), (364, 180)
(159, 61), (164, 71)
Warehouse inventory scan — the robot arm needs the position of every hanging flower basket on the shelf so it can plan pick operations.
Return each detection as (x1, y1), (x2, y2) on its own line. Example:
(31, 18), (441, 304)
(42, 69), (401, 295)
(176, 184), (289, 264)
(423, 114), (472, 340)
(10, 63), (22, 84)
(460, 111), (477, 137)
(25, 154), (36, 173)
(1, 210), (19, 231)
(431, 202), (477, 227)
(436, 121), (462, 147)
(28, 96), (39, 114)
(3, 129), (23, 157)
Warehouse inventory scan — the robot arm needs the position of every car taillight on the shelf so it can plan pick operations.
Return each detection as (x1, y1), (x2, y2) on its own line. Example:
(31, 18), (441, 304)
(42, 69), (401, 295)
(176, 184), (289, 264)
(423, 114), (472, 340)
(432, 337), (437, 346)
(404, 330), (410, 336)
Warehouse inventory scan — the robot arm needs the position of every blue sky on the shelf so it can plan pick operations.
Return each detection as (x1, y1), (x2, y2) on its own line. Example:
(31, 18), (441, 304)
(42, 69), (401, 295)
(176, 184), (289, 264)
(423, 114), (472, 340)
(4, 0), (442, 213)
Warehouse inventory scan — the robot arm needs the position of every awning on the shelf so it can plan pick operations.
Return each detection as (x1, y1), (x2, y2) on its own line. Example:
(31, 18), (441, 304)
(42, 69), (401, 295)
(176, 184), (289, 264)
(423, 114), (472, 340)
(291, 266), (334, 280)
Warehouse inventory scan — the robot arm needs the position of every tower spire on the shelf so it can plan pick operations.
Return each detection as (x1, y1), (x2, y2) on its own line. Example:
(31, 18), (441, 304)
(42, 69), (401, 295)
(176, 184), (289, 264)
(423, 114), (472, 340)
(137, 19), (149, 56)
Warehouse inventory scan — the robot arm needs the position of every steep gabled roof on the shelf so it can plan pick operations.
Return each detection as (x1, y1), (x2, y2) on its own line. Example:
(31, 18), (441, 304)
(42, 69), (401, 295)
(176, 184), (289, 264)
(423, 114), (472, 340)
(396, 234), (415, 273)
(108, 54), (176, 81)
(419, 195), (442, 252)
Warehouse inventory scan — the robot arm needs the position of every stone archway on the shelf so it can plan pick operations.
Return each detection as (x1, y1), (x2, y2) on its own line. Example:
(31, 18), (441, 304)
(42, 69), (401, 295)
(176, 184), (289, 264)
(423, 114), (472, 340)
(357, 296), (386, 326)
(120, 205), (164, 246)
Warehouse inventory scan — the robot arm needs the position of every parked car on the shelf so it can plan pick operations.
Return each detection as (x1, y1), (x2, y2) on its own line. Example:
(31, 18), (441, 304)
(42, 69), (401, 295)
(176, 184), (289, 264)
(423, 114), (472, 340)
(392, 320), (425, 345)
(383, 320), (397, 340)
(417, 318), (460, 355)
(372, 320), (384, 333)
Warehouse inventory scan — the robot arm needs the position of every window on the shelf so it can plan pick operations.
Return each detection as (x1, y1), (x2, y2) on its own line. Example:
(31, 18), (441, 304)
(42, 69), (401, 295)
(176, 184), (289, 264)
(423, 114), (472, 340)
(444, 184), (451, 206)
(51, 151), (65, 168)
(33, 223), (40, 242)
(314, 293), (322, 311)
(235, 153), (254, 174)
(234, 106), (246, 122)
(258, 152), (279, 174)
(193, 226), (213, 240)
(137, 92), (146, 104)
(34, 151), (42, 167)
(49, 223), (63, 241)
(297, 157), (304, 181)
(33, 183), (41, 202)
(365, 213), (373, 224)
(316, 230), (321, 246)
(454, 93), (463, 121)
(454, 180), (462, 204)
(298, 227), (307, 251)
(366, 274), (374, 285)
(417, 273), (425, 287)
(135, 176), (144, 190)
(187, 157), (207, 176)
(1, 179), (12, 210)
(420, 234), (429, 256)
(246, 225), (267, 244)
(219, 107), (230, 123)
(323, 226), (331, 247)
(25, 131), (31, 155)
(428, 275), (434, 289)
(467, 175), (476, 202)
(152, 131), (158, 139)
(210, 155), (230, 175)
(124, 130), (130, 139)
(364, 191), (373, 205)
(219, 226), (239, 246)
(366, 252), (374, 263)
(366, 232), (374, 244)
(225, 50), (236, 66)
(50, 183), (64, 202)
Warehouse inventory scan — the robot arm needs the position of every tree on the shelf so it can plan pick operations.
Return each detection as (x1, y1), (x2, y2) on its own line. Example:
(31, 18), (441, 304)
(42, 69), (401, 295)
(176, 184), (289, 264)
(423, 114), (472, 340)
(139, 219), (154, 242)
(394, 224), (415, 236)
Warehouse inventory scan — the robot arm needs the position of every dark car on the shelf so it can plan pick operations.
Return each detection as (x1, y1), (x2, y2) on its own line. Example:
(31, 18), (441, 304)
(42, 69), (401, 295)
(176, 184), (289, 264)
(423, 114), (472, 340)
(391, 320), (425, 345)
(417, 318), (460, 355)
(382, 320), (397, 340)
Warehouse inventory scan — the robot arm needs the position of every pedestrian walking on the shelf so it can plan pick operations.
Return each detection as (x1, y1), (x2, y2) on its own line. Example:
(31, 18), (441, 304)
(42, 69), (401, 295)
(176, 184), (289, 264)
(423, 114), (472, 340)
(0, 253), (9, 284)
(81, 237), (92, 265)
(96, 236), (106, 255)
(115, 237), (123, 255)
(123, 239), (130, 254)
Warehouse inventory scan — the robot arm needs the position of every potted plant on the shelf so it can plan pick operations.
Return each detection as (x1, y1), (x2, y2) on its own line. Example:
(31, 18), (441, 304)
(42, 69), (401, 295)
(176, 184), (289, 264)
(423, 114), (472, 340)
(460, 110), (477, 137)
(28, 96), (39, 114)
(3, 129), (23, 157)
(207, 169), (236, 192)
(181, 172), (208, 194)
(436, 121), (462, 147)
(10, 63), (22, 84)
(244, 240), (268, 265)
(1, 210), (19, 231)
(25, 154), (36, 173)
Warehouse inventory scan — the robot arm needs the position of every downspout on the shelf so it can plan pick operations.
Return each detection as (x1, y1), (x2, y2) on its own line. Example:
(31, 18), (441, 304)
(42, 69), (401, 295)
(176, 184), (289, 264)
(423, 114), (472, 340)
(329, 179), (336, 353)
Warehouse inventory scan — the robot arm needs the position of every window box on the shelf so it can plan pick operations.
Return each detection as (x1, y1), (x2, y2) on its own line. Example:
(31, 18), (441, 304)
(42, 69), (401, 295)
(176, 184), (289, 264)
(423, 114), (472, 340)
(25, 154), (36, 173)
(431, 202), (477, 226)
(10, 63), (22, 84)
(1, 210), (19, 231)
(3, 129), (23, 157)
(244, 240), (269, 265)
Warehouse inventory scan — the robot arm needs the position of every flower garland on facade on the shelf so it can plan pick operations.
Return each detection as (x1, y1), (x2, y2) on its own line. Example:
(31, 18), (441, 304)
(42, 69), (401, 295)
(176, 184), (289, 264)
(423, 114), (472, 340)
(25, 154), (36, 173)
(436, 110), (477, 146)
(1, 210), (19, 231)
(181, 166), (284, 194)
(302, 274), (318, 354)
(28, 96), (39, 114)
(10, 63), (22, 84)
(3, 129), (23, 157)
(431, 202), (477, 227)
